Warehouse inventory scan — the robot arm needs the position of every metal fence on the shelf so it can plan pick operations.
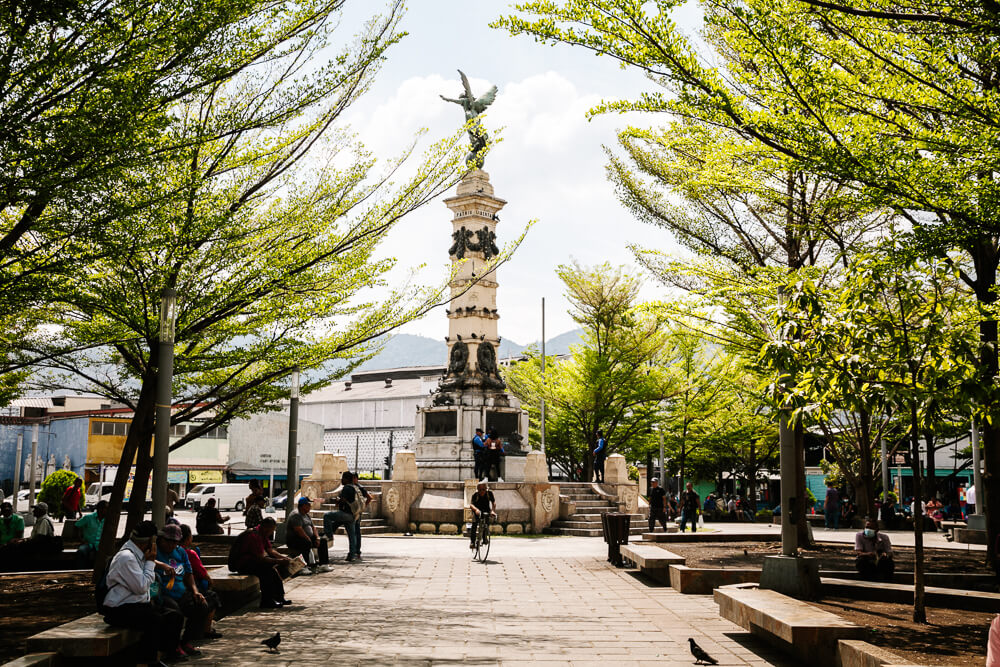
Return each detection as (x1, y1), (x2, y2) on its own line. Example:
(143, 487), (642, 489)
(322, 428), (415, 479)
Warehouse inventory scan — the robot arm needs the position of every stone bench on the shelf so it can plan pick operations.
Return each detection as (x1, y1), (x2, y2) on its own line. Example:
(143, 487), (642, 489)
(715, 584), (866, 666)
(0, 654), (58, 667)
(642, 531), (781, 543)
(669, 564), (760, 594)
(25, 613), (141, 658)
(620, 544), (685, 584)
(822, 577), (1000, 613)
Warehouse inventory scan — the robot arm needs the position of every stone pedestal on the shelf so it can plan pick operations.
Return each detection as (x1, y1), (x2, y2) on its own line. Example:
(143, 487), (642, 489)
(968, 514), (986, 531)
(760, 555), (821, 600)
(393, 450), (419, 482)
(299, 452), (348, 500)
(605, 454), (629, 484)
(524, 450), (548, 483)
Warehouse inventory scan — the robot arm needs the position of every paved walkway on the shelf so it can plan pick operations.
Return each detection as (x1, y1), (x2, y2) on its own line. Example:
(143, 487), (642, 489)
(188, 536), (792, 666)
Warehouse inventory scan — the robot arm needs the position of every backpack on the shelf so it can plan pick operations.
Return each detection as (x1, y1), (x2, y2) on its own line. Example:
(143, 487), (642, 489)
(346, 485), (365, 520)
(228, 530), (254, 571)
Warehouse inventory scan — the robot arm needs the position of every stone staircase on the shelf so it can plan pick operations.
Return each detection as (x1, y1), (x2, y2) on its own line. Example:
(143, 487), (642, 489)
(311, 482), (390, 535)
(546, 482), (645, 537)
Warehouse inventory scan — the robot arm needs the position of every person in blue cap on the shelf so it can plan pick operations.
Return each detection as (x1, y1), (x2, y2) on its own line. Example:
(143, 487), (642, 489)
(286, 496), (329, 573)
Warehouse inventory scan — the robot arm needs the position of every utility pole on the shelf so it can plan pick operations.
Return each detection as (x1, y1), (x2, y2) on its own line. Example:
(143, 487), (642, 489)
(658, 429), (664, 486)
(28, 424), (39, 507)
(12, 432), (22, 512)
(540, 297), (546, 453)
(152, 288), (177, 527)
(285, 367), (300, 520)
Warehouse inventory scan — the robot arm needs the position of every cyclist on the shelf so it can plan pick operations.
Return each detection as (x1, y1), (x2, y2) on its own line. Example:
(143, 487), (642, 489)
(469, 481), (497, 549)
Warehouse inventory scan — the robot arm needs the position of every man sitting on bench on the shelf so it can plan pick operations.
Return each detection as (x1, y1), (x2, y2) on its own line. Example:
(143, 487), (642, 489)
(75, 500), (107, 568)
(855, 518), (894, 581)
(102, 520), (185, 665)
(229, 517), (292, 609)
(287, 496), (329, 573)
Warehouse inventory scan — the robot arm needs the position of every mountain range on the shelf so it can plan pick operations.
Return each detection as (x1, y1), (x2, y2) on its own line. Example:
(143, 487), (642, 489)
(354, 329), (583, 371)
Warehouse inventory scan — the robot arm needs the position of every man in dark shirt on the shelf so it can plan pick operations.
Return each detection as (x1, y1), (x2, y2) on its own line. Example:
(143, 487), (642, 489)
(593, 431), (607, 483)
(647, 478), (668, 532)
(229, 518), (292, 608)
(287, 497), (329, 572)
(469, 482), (496, 549)
(679, 482), (700, 533)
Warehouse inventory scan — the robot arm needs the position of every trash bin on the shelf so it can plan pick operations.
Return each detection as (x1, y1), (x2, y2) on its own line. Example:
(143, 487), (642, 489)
(601, 512), (631, 567)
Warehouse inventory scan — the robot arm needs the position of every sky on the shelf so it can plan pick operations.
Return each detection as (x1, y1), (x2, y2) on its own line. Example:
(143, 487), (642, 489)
(335, 1), (700, 345)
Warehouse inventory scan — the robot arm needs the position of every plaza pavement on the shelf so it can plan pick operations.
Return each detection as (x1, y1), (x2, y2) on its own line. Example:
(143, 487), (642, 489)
(187, 534), (794, 667)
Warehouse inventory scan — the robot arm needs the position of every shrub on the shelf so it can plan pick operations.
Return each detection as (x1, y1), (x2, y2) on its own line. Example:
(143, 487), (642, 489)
(39, 469), (80, 518)
(755, 509), (774, 522)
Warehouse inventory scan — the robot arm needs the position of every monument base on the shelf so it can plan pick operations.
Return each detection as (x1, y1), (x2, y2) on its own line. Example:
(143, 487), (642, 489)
(760, 556), (821, 600)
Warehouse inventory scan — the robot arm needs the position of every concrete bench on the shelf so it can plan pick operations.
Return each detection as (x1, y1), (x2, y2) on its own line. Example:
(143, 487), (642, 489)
(0, 654), (58, 667)
(822, 577), (1000, 613)
(715, 584), (866, 666)
(620, 544), (685, 584)
(669, 564), (760, 594)
(25, 613), (141, 658)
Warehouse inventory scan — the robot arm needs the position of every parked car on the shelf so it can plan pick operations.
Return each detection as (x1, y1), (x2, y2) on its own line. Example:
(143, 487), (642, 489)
(185, 483), (247, 511)
(85, 482), (114, 509)
(271, 491), (288, 510)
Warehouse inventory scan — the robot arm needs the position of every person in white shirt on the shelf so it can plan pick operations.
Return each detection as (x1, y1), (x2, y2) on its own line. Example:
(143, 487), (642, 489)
(967, 484), (978, 515)
(28, 502), (61, 557)
(101, 520), (184, 665)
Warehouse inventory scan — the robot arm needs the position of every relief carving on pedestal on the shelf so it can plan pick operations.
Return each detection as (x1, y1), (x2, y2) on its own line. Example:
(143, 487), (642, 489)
(541, 489), (556, 513)
(385, 486), (400, 513)
(448, 341), (468, 374)
(620, 487), (638, 513)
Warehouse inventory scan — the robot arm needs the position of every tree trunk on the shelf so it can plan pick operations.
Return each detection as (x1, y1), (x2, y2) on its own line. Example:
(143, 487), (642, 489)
(125, 431), (154, 536)
(857, 410), (876, 520)
(794, 420), (810, 546)
(972, 235), (999, 570)
(924, 433), (937, 498)
(93, 373), (156, 580)
(910, 401), (926, 623)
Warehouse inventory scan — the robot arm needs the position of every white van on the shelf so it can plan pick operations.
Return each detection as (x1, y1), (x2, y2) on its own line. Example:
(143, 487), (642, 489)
(186, 483), (247, 511)
(85, 482), (114, 509)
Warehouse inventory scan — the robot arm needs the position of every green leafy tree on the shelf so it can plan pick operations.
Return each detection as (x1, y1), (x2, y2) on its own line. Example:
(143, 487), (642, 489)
(495, 0), (1000, 565)
(38, 469), (79, 519)
(25, 2), (508, 572)
(503, 263), (674, 479)
(763, 245), (979, 621)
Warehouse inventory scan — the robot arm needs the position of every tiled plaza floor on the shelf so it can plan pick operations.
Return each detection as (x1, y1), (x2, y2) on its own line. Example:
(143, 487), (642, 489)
(187, 536), (792, 666)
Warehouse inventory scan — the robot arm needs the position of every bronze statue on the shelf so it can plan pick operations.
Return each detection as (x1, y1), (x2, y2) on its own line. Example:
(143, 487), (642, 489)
(440, 70), (497, 167)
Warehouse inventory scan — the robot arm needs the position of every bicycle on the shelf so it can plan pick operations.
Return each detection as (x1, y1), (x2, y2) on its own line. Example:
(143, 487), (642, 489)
(471, 512), (493, 562)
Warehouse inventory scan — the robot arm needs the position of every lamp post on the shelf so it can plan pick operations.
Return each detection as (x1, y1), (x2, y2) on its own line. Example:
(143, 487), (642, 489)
(972, 421), (984, 515)
(285, 367), (300, 520)
(28, 423), (39, 507)
(152, 288), (177, 527)
(540, 297), (546, 453)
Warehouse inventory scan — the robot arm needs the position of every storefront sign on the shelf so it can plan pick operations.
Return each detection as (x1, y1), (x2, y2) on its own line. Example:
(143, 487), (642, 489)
(189, 470), (223, 484)
(167, 471), (188, 484)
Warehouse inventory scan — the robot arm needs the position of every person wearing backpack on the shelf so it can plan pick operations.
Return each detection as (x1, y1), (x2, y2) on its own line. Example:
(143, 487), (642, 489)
(322, 471), (358, 559)
(100, 520), (185, 666)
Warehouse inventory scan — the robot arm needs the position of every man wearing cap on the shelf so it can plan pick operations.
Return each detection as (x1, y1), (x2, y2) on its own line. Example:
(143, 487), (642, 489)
(29, 502), (61, 557)
(103, 520), (185, 665)
(647, 478), (668, 533)
(155, 524), (215, 653)
(229, 517), (292, 608)
(287, 496), (329, 573)
(472, 428), (487, 480)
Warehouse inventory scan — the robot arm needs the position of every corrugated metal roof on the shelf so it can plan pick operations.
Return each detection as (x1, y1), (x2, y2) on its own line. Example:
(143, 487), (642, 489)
(9, 397), (54, 408)
(302, 375), (438, 403)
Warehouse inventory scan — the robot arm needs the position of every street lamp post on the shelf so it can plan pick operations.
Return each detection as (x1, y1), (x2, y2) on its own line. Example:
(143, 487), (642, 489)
(540, 297), (546, 453)
(285, 367), (300, 520)
(152, 288), (177, 527)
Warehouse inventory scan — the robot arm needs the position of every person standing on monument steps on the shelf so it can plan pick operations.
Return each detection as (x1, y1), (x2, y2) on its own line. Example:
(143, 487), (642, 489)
(485, 430), (503, 482)
(472, 428), (487, 480)
(593, 431), (607, 483)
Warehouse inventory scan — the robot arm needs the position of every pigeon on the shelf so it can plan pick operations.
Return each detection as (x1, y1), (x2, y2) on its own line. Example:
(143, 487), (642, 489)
(688, 638), (718, 665)
(261, 632), (281, 653)
(743, 548), (749, 556)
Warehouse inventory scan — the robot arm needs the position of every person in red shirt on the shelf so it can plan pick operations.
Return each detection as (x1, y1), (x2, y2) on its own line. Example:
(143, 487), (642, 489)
(61, 478), (83, 521)
(228, 518), (291, 609)
(179, 523), (222, 639)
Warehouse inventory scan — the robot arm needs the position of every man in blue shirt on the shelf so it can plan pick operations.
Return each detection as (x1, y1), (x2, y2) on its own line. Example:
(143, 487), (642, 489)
(593, 431), (607, 483)
(472, 428), (486, 480)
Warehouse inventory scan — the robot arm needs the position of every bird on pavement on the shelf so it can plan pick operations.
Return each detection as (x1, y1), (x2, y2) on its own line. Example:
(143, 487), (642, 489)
(689, 638), (718, 665)
(261, 632), (281, 653)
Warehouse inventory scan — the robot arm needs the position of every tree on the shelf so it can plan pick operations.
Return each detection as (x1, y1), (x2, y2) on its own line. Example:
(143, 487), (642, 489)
(764, 245), (979, 621)
(0, 1), (359, 382)
(503, 262), (674, 479)
(24, 1), (503, 573)
(494, 0), (1000, 565)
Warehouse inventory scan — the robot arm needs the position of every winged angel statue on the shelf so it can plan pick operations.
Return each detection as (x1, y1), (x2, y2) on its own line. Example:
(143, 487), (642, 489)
(440, 70), (497, 167)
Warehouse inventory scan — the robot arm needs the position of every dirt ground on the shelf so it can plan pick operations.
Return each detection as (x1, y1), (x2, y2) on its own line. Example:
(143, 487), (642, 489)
(813, 597), (992, 666)
(0, 571), (93, 662)
(664, 541), (993, 575)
